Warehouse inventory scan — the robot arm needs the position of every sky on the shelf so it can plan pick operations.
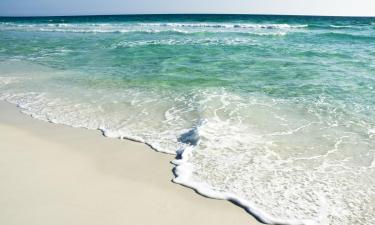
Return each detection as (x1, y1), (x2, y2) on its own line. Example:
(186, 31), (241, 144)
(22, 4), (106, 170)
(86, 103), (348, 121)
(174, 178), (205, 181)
(0, 0), (374, 17)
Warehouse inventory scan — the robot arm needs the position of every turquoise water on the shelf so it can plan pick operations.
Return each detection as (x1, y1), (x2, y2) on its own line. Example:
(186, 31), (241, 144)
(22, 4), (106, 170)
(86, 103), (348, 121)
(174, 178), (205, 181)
(1, 15), (375, 225)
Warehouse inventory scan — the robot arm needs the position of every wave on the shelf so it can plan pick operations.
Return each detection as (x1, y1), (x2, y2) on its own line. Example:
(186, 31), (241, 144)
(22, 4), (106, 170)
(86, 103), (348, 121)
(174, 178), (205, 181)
(318, 32), (375, 41)
(308, 24), (367, 30)
(2, 21), (374, 34)
(329, 25), (354, 29)
(111, 38), (260, 48)
(140, 22), (308, 29)
(109, 33), (288, 48)
(0, 22), (306, 34)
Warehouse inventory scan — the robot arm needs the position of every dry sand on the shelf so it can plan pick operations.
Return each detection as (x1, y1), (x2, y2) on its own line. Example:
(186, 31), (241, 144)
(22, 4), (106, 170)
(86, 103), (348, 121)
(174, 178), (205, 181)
(0, 101), (262, 225)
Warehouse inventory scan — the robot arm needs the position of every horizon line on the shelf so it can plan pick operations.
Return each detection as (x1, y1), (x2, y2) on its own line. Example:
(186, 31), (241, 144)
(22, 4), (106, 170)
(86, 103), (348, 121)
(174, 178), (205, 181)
(1, 13), (374, 19)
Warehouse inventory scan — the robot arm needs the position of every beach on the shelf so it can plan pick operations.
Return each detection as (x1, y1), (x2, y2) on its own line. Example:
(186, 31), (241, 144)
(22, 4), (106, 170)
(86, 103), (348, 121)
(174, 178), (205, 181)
(0, 101), (261, 225)
(1, 15), (374, 224)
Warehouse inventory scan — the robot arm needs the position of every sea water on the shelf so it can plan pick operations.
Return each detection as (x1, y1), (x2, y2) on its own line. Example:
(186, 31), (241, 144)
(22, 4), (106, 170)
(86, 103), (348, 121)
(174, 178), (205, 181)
(0, 15), (374, 225)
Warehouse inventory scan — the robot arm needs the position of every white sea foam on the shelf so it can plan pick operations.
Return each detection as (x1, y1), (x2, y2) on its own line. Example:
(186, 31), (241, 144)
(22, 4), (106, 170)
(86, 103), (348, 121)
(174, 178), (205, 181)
(110, 38), (259, 48)
(329, 25), (353, 28)
(140, 22), (308, 29)
(0, 22), (306, 34)
(0, 76), (21, 86)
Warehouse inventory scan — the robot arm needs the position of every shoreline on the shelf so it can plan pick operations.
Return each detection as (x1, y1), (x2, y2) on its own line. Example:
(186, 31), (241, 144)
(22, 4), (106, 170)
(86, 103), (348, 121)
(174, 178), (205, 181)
(0, 101), (262, 225)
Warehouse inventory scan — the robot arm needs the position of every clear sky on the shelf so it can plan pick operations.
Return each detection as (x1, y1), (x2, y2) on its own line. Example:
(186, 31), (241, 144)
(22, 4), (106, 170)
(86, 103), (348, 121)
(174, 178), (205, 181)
(0, 0), (374, 17)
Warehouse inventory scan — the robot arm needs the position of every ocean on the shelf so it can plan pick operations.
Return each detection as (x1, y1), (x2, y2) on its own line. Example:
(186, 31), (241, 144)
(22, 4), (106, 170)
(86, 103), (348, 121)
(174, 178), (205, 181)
(0, 14), (374, 225)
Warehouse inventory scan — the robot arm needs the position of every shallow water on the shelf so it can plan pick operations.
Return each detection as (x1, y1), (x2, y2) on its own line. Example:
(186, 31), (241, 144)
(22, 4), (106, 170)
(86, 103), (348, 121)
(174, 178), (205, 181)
(1, 15), (375, 225)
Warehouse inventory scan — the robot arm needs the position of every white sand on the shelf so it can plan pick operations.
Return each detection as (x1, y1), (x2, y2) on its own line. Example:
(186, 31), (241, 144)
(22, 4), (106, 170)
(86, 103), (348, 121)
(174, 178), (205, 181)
(0, 101), (262, 225)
